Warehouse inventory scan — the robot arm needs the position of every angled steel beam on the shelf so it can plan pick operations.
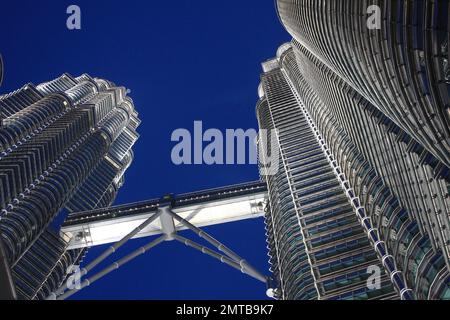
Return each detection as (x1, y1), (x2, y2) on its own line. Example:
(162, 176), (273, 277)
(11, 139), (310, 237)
(174, 234), (267, 283)
(167, 208), (266, 282)
(55, 235), (167, 300)
(48, 210), (163, 299)
(84, 209), (162, 273)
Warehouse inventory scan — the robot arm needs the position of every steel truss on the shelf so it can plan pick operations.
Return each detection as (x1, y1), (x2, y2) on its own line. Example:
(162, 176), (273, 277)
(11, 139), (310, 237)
(47, 200), (270, 300)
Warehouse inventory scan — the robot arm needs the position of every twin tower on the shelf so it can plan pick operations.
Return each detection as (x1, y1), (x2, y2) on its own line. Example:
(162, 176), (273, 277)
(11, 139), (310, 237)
(0, 0), (449, 300)
(0, 67), (140, 299)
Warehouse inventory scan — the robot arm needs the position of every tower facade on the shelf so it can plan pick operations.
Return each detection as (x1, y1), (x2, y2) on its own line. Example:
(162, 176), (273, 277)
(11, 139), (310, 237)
(257, 0), (450, 300)
(0, 73), (140, 299)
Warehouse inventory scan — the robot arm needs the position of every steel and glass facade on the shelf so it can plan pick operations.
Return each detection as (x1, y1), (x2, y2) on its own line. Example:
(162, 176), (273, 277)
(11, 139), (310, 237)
(0, 73), (139, 299)
(257, 0), (449, 300)
(258, 54), (403, 300)
(276, 0), (450, 167)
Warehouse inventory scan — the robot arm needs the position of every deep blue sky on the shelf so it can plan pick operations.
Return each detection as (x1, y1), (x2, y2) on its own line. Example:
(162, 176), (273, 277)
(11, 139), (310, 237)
(0, 1), (289, 299)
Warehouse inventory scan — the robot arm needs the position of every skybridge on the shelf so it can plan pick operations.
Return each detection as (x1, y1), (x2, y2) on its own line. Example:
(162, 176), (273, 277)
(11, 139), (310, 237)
(48, 181), (273, 300)
(62, 181), (268, 249)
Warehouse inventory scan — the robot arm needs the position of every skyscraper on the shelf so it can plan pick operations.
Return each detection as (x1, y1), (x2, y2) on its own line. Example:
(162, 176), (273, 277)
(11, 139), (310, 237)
(256, 0), (449, 300)
(0, 72), (140, 300)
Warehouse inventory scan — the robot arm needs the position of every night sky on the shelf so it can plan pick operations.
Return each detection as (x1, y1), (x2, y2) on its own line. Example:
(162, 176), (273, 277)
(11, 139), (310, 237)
(0, 0), (289, 299)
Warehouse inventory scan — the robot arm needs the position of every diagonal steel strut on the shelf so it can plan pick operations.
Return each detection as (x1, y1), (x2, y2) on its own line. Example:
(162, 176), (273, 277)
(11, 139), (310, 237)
(166, 208), (267, 283)
(174, 234), (267, 283)
(56, 235), (167, 300)
(47, 210), (163, 300)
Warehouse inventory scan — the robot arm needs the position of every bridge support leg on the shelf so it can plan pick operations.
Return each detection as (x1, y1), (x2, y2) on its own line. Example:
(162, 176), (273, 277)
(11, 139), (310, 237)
(166, 209), (267, 283)
(48, 210), (163, 300)
(174, 235), (267, 283)
(56, 235), (167, 300)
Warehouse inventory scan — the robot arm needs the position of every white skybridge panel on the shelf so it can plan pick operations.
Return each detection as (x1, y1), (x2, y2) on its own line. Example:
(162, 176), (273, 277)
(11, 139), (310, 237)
(62, 191), (266, 250)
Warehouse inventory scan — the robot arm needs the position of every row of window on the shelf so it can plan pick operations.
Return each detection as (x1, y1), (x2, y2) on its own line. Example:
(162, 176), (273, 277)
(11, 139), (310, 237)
(280, 41), (449, 299)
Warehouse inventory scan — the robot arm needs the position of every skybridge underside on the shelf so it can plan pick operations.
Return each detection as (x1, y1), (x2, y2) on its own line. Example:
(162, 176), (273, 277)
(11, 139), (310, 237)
(62, 182), (268, 250)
